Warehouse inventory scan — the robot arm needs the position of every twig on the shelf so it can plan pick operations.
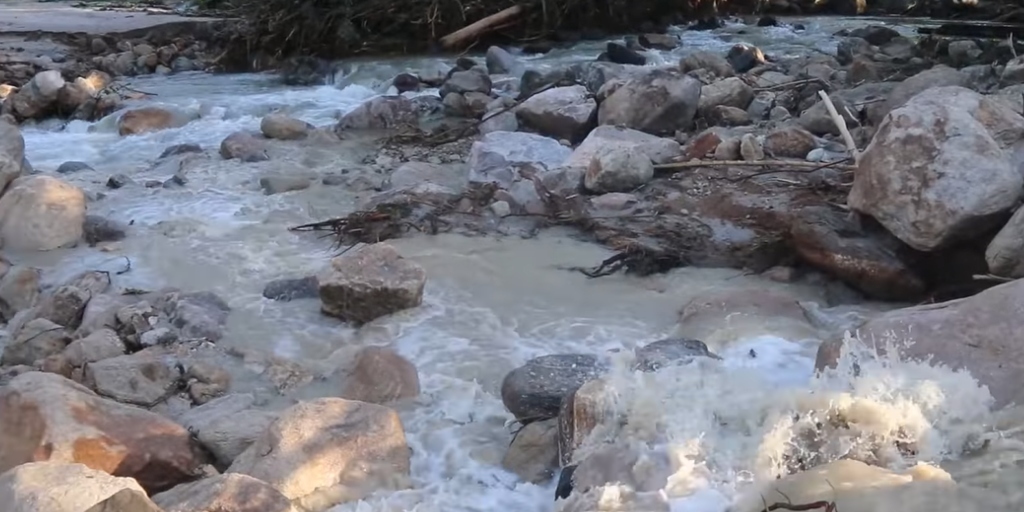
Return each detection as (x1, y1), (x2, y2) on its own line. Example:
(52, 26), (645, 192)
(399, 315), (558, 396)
(761, 500), (836, 512)
(654, 159), (856, 171)
(116, 256), (132, 275)
(817, 90), (859, 165)
(753, 77), (828, 92)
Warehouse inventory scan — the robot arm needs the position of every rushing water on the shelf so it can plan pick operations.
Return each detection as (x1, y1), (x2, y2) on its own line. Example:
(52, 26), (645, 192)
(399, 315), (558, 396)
(13, 15), (1024, 512)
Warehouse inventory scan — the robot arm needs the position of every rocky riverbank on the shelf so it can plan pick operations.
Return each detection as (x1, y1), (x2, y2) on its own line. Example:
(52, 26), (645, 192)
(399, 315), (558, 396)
(2, 14), (1024, 512)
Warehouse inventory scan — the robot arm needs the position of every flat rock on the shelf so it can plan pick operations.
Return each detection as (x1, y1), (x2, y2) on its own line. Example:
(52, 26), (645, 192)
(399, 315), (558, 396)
(153, 473), (296, 512)
(177, 393), (275, 466)
(318, 242), (426, 325)
(515, 85), (597, 143)
(0, 462), (148, 512)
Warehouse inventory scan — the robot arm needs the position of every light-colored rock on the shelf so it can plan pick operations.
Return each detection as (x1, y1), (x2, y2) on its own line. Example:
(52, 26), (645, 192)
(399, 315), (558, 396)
(0, 317), (68, 366)
(0, 265), (40, 321)
(63, 328), (126, 367)
(679, 51), (735, 77)
(849, 86), (1024, 251)
(117, 106), (191, 136)
(557, 378), (617, 466)
(318, 242), (426, 325)
(220, 131), (269, 162)
(597, 68), (702, 135)
(739, 133), (764, 161)
(83, 347), (181, 406)
(468, 131), (571, 186)
(259, 175), (311, 195)
(0, 462), (147, 512)
(986, 206), (1024, 277)
(260, 113), (312, 140)
(0, 120), (25, 193)
(0, 175), (85, 251)
(698, 76), (754, 114)
(177, 393), (275, 466)
(516, 85), (597, 142)
(153, 473), (297, 512)
(0, 372), (207, 493)
(10, 70), (65, 119)
(389, 161), (467, 191)
(501, 418), (558, 483)
(440, 68), (492, 97)
(583, 146), (654, 193)
(565, 125), (680, 171)
(339, 346), (420, 404)
(84, 488), (163, 512)
(870, 65), (969, 124)
(227, 397), (411, 511)
(335, 96), (419, 131)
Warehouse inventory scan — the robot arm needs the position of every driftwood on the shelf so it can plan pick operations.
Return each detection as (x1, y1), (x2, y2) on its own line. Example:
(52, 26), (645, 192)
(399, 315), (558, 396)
(817, 90), (860, 165)
(654, 159), (856, 171)
(439, 5), (525, 48)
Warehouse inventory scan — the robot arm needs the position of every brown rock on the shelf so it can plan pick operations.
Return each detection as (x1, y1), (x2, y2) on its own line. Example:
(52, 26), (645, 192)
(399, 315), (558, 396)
(501, 418), (559, 483)
(557, 378), (616, 465)
(0, 265), (41, 321)
(1, 318), (70, 366)
(84, 488), (164, 512)
(682, 130), (722, 160)
(117, 107), (189, 136)
(226, 398), (411, 510)
(152, 473), (296, 512)
(815, 279), (1024, 408)
(677, 288), (818, 343)
(260, 113), (312, 141)
(339, 346), (420, 404)
(318, 242), (426, 325)
(0, 372), (208, 493)
(219, 131), (268, 162)
(0, 462), (150, 512)
(763, 125), (817, 158)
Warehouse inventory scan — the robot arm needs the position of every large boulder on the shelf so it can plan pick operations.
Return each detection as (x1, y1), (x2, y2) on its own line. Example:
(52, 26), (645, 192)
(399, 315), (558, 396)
(226, 398), (411, 510)
(869, 65), (969, 125)
(0, 462), (148, 512)
(117, 106), (192, 136)
(848, 86), (1024, 251)
(564, 125), (680, 170)
(335, 96), (419, 131)
(219, 131), (269, 162)
(10, 70), (64, 120)
(0, 120), (25, 193)
(468, 131), (571, 186)
(597, 68), (701, 135)
(583, 145), (654, 193)
(515, 85), (597, 143)
(153, 473), (297, 512)
(815, 279), (1024, 408)
(0, 175), (86, 251)
(0, 372), (208, 493)
(318, 242), (426, 325)
(260, 113), (312, 140)
(83, 347), (182, 406)
(500, 354), (606, 422)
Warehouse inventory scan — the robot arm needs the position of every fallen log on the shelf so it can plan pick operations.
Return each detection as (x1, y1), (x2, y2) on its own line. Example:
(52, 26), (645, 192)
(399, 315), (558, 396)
(439, 5), (526, 49)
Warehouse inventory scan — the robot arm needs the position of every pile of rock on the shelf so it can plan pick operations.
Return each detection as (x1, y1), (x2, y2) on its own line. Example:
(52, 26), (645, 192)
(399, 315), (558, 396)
(0, 69), (120, 122)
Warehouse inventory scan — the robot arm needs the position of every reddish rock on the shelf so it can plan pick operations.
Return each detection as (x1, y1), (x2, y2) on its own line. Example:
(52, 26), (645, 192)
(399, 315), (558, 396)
(682, 130), (722, 160)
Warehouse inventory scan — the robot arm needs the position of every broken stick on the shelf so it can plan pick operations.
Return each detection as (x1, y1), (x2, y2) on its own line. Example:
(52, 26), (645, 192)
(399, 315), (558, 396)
(653, 159), (856, 171)
(817, 90), (860, 165)
(439, 5), (525, 49)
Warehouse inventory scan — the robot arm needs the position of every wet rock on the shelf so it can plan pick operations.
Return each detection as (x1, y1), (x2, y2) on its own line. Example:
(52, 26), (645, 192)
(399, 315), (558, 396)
(226, 398), (411, 509)
(708, 105), (751, 126)
(391, 73), (420, 93)
(440, 68), (492, 98)
(106, 174), (133, 189)
(515, 85), (597, 143)
(584, 145), (654, 193)
(152, 473), (295, 512)
(849, 86), (1024, 251)
(219, 131), (269, 162)
(639, 33), (678, 50)
(318, 242), (426, 325)
(260, 113), (312, 140)
(679, 50), (734, 78)
(10, 70), (64, 119)
(0, 265), (41, 321)
(634, 338), (719, 372)
(178, 393), (275, 467)
(739, 133), (764, 161)
(605, 42), (646, 65)
(0, 372), (208, 493)
(84, 488), (163, 512)
(486, 46), (524, 76)
(83, 215), (127, 245)
(159, 143), (202, 159)
(259, 175), (311, 195)
(64, 328), (126, 367)
(678, 289), (819, 345)
(160, 290), (232, 341)
(339, 346), (420, 404)
(83, 347), (182, 406)
(502, 417), (559, 483)
(186, 361), (231, 405)
(727, 44), (766, 73)
(468, 131), (571, 186)
(699, 76), (754, 114)
(55, 160), (93, 174)
(0, 175), (85, 251)
(335, 96), (419, 131)
(35, 283), (93, 329)
(0, 462), (149, 512)
(869, 65), (969, 125)
(763, 125), (817, 158)
(556, 378), (617, 465)
(1, 318), (69, 366)
(850, 25), (900, 46)
(262, 276), (319, 301)
(500, 353), (606, 422)
(117, 106), (191, 136)
(791, 207), (925, 301)
(598, 69), (701, 135)
(0, 120), (25, 192)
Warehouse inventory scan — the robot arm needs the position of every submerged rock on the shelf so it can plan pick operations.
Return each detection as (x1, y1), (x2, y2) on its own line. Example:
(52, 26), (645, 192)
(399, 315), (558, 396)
(633, 338), (720, 372)
(318, 242), (426, 325)
(501, 353), (606, 422)
(338, 345), (420, 405)
(502, 417), (559, 483)
(262, 276), (319, 301)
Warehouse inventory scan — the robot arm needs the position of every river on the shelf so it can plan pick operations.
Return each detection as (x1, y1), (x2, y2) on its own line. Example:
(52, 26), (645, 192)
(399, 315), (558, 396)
(11, 14), (1024, 512)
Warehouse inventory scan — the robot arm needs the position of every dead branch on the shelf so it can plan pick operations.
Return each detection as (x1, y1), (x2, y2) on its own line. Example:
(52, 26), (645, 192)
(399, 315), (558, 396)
(654, 159), (856, 172)
(753, 77), (829, 92)
(762, 500), (836, 512)
(439, 5), (526, 48)
(817, 90), (859, 165)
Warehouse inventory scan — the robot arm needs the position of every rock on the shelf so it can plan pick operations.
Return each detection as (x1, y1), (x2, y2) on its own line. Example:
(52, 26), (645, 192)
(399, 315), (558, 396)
(763, 125), (817, 158)
(0, 372), (207, 493)
(152, 473), (296, 512)
(1, 318), (69, 366)
(870, 66), (969, 125)
(117, 107), (190, 136)
(500, 354), (606, 422)
(515, 85), (597, 143)
(598, 69), (701, 135)
(178, 394), (274, 467)
(0, 175), (84, 251)
(850, 25), (900, 46)
(226, 398), (411, 510)
(638, 33), (678, 50)
(0, 265), (41, 321)
(0, 462), (149, 512)
(739, 133), (764, 161)
(849, 86), (1024, 251)
(259, 175), (311, 195)
(986, 206), (1024, 278)
(83, 347), (182, 406)
(262, 276), (319, 301)
(605, 42), (646, 65)
(815, 279), (1024, 408)
(726, 44), (766, 73)
(501, 418), (559, 483)
(0, 120), (25, 193)
(84, 488), (163, 512)
(479, 104), (518, 134)
(568, 126), (680, 170)
(391, 73), (420, 93)
(556, 378), (617, 466)
(791, 207), (925, 300)
(106, 174), (132, 189)
(339, 346), (420, 404)
(468, 131), (571, 186)
(699, 77), (754, 114)
(708, 105), (751, 126)
(590, 192), (638, 211)
(584, 145), (654, 193)
(260, 114), (312, 140)
(10, 70), (65, 119)
(186, 361), (231, 405)
(389, 161), (467, 191)
(82, 215), (127, 245)
(485, 46), (523, 76)
(64, 328), (126, 367)
(679, 51), (734, 78)
(947, 40), (982, 67)
(847, 57), (879, 83)
(714, 136), (741, 160)
(159, 143), (202, 159)
(633, 338), (719, 372)
(55, 160), (93, 174)
(318, 242), (426, 325)
(219, 132), (268, 162)
(35, 284), (92, 329)
(439, 68), (492, 97)
(335, 96), (419, 131)
(159, 290), (231, 341)
(678, 289), (819, 345)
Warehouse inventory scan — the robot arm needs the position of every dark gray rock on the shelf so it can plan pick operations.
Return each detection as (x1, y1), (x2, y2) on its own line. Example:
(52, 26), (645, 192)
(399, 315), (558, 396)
(107, 173), (132, 189)
(633, 338), (720, 372)
(500, 353), (607, 422)
(605, 42), (646, 66)
(159, 143), (202, 159)
(56, 161), (94, 174)
(83, 215), (127, 245)
(262, 276), (319, 301)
